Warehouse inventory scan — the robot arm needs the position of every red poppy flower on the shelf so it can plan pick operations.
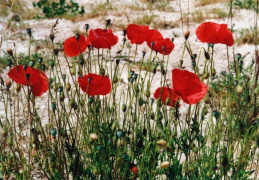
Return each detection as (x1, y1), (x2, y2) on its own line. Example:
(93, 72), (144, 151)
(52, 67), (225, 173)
(8, 65), (48, 96)
(150, 38), (174, 55)
(172, 69), (207, 104)
(63, 34), (88, 57)
(86, 28), (118, 49)
(154, 87), (179, 106)
(146, 29), (164, 48)
(78, 73), (111, 96)
(130, 163), (138, 175)
(126, 24), (149, 44)
(196, 22), (234, 46)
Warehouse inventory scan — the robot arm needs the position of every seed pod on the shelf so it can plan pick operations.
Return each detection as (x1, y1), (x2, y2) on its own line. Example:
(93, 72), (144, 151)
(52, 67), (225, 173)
(1, 128), (8, 137)
(59, 92), (65, 102)
(90, 133), (98, 141)
(184, 30), (190, 40)
(152, 65), (157, 74)
(236, 85), (243, 94)
(160, 161), (170, 168)
(6, 47), (13, 56)
(145, 89), (150, 98)
(65, 82), (71, 92)
(5, 79), (11, 90)
(53, 84), (58, 92)
(157, 140), (167, 149)
(138, 98), (144, 106)
(122, 104), (127, 112)
(203, 72), (209, 79)
(113, 75), (118, 84)
(204, 51), (210, 60)
(7, 137), (13, 146)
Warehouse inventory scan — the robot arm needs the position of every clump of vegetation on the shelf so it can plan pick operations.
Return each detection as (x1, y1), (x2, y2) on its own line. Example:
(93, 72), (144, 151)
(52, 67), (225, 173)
(237, 27), (259, 45)
(233, 0), (256, 9)
(33, 0), (85, 19)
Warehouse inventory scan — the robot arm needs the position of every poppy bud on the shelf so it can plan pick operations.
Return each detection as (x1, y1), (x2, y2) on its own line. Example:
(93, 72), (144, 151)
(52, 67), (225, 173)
(151, 41), (155, 47)
(150, 98), (155, 105)
(117, 130), (124, 138)
(29, 60), (35, 67)
(143, 128), (147, 136)
(106, 19), (111, 27)
(100, 68), (105, 76)
(192, 60), (196, 69)
(161, 66), (166, 75)
(123, 29), (127, 36)
(152, 65), (157, 74)
(172, 131), (177, 137)
(203, 72), (209, 79)
(129, 78), (134, 84)
(157, 139), (167, 149)
(145, 89), (150, 98)
(6, 47), (13, 56)
(59, 92), (65, 102)
(157, 98), (162, 108)
(138, 98), (145, 106)
(162, 46), (165, 52)
(133, 73), (138, 80)
(1, 128), (8, 137)
(204, 51), (210, 60)
(113, 75), (118, 84)
(50, 60), (54, 69)
(122, 104), (127, 112)
(142, 51), (146, 58)
(171, 38), (174, 42)
(157, 111), (163, 121)
(50, 34), (55, 42)
(65, 83), (71, 92)
(130, 70), (135, 76)
(234, 80), (238, 86)
(54, 49), (59, 56)
(236, 85), (243, 94)
(191, 54), (197, 61)
(26, 28), (32, 37)
(38, 57), (43, 64)
(90, 133), (98, 141)
(202, 106), (208, 115)
(165, 97), (170, 105)
(50, 128), (57, 137)
(122, 153), (129, 160)
(7, 137), (13, 146)
(5, 79), (11, 90)
(134, 84), (139, 93)
(88, 97), (94, 104)
(150, 112), (155, 119)
(79, 58), (84, 66)
(208, 43), (214, 48)
(85, 24), (89, 31)
(206, 171), (212, 177)
(116, 59), (120, 65)
(211, 68), (216, 77)
(160, 161), (170, 168)
(236, 53), (241, 61)
(41, 64), (46, 71)
(184, 30), (190, 40)
(222, 157), (229, 169)
(213, 110), (220, 119)
(58, 86), (63, 92)
(51, 102), (56, 113)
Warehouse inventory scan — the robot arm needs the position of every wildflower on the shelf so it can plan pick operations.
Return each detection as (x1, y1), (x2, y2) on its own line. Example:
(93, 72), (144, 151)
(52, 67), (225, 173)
(172, 69), (207, 104)
(154, 87), (179, 107)
(86, 28), (118, 49)
(8, 65), (48, 96)
(63, 34), (88, 57)
(78, 73), (111, 96)
(149, 38), (174, 55)
(196, 22), (234, 46)
(146, 29), (164, 48)
(130, 163), (138, 176)
(126, 24), (149, 44)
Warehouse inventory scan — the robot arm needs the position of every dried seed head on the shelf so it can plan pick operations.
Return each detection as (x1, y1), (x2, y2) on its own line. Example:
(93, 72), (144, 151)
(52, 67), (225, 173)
(157, 139), (167, 149)
(5, 79), (11, 90)
(90, 133), (98, 141)
(184, 30), (190, 40)
(160, 161), (170, 168)
(6, 47), (13, 56)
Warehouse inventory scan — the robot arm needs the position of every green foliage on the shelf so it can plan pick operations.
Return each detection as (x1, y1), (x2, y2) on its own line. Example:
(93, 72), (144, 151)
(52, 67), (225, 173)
(233, 0), (256, 9)
(33, 0), (85, 19)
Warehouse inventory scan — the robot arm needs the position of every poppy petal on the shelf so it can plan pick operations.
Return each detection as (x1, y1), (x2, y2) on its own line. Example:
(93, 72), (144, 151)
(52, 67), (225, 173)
(78, 73), (111, 96)
(172, 69), (207, 104)
(146, 29), (164, 48)
(154, 87), (180, 107)
(126, 24), (149, 44)
(63, 34), (88, 57)
(195, 22), (234, 46)
(151, 38), (174, 55)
